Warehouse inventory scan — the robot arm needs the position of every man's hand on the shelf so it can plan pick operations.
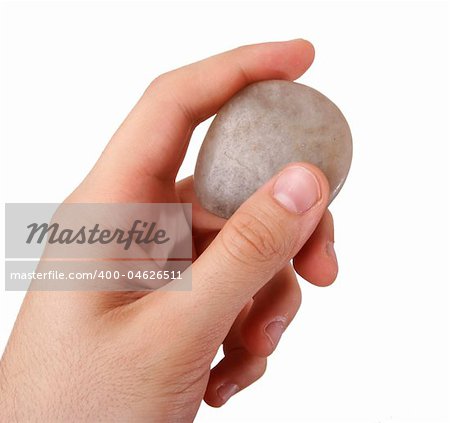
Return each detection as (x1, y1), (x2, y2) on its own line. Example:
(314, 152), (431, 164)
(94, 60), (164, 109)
(0, 39), (338, 422)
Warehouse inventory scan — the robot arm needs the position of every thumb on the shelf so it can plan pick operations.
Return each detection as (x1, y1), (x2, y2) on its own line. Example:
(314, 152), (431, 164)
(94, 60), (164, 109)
(190, 162), (329, 315)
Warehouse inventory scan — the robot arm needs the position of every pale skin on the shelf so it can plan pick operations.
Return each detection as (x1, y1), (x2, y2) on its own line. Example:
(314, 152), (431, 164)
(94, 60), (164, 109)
(0, 39), (339, 422)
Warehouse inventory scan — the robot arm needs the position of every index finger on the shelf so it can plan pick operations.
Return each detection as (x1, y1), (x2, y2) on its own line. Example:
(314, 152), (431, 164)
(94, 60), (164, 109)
(95, 39), (315, 187)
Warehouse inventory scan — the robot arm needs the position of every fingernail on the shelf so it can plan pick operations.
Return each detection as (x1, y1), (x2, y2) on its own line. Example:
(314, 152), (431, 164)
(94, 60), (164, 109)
(326, 240), (337, 263)
(217, 383), (239, 403)
(264, 319), (286, 348)
(273, 166), (321, 214)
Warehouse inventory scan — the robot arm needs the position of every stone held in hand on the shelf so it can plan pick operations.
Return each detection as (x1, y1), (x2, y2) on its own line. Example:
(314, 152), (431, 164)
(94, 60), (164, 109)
(194, 80), (352, 219)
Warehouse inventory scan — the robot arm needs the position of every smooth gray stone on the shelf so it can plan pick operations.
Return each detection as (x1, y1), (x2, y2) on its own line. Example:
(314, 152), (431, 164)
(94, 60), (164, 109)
(194, 80), (352, 218)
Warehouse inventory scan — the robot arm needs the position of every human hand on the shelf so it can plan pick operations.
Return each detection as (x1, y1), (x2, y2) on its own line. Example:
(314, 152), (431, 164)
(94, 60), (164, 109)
(0, 39), (338, 422)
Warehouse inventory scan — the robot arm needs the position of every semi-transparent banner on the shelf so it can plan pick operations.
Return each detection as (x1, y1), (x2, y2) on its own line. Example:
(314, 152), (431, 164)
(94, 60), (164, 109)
(5, 203), (192, 291)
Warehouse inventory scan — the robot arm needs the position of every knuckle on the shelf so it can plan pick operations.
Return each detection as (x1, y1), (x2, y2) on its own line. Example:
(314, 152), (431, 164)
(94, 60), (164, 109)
(257, 357), (268, 378)
(221, 210), (287, 264)
(146, 71), (173, 93)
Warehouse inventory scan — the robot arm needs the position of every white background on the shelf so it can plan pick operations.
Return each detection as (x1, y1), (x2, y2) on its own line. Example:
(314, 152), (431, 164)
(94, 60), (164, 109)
(1, 1), (449, 422)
